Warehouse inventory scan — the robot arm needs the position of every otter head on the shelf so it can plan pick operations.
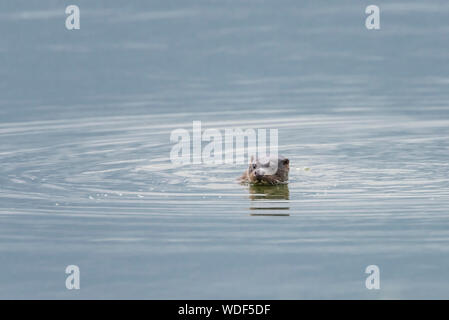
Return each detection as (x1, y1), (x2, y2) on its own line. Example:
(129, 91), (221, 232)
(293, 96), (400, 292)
(247, 155), (289, 185)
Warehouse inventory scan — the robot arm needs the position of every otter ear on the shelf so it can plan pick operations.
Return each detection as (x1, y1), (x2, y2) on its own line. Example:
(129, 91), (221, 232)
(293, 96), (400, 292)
(250, 155), (255, 163)
(283, 158), (289, 165)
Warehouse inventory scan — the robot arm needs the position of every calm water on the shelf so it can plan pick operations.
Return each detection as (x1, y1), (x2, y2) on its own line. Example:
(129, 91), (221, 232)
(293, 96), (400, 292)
(1, 0), (449, 299)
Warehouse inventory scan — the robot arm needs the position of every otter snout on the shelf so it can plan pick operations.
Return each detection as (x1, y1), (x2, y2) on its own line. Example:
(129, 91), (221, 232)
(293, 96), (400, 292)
(254, 169), (264, 180)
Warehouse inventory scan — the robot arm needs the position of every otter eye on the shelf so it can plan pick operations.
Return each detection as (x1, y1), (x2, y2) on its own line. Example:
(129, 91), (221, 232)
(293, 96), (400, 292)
(252, 164), (257, 170)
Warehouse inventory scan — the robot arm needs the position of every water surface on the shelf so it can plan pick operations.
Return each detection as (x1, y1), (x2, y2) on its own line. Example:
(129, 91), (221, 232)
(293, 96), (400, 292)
(1, 0), (449, 299)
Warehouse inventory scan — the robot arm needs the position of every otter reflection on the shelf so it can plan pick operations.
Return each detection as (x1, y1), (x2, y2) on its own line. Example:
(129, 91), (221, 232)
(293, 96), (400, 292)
(247, 184), (290, 216)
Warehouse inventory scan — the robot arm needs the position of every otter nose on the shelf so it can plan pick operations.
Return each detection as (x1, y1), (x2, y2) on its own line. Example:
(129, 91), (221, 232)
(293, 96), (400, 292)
(254, 169), (264, 178)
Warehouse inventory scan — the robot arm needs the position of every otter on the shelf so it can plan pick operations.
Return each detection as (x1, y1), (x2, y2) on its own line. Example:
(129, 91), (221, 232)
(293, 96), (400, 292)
(240, 155), (289, 185)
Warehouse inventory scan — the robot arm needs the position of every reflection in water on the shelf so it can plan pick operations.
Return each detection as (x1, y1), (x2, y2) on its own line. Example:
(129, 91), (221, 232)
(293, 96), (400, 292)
(247, 184), (290, 216)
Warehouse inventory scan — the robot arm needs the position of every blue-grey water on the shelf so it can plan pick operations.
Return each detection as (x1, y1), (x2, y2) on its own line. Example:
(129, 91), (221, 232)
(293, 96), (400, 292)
(1, 0), (449, 299)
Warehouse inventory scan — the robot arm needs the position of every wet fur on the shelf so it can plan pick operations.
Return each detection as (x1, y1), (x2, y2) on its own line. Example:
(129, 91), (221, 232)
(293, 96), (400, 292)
(240, 156), (289, 185)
